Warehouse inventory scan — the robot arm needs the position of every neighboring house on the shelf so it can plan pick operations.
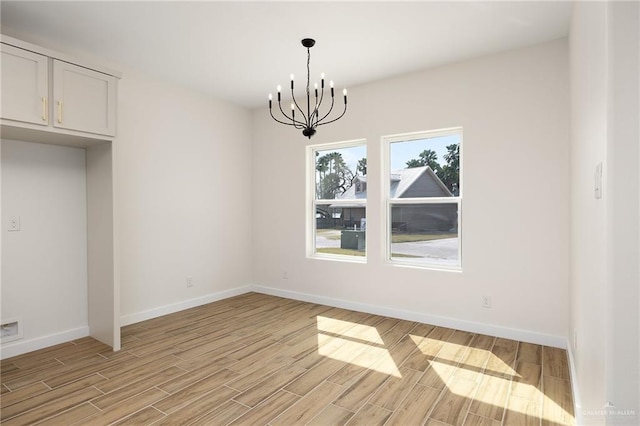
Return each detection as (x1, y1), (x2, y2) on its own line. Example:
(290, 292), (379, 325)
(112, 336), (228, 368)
(330, 166), (457, 232)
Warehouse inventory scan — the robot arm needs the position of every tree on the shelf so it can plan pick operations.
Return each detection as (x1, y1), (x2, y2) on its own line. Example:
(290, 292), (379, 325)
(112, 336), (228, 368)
(440, 144), (460, 194)
(316, 152), (354, 199)
(405, 149), (442, 174)
(357, 158), (367, 176)
(405, 145), (460, 194)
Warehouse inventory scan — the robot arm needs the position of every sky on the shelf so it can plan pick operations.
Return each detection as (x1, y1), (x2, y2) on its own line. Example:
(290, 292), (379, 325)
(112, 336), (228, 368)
(389, 134), (460, 171)
(315, 133), (460, 175)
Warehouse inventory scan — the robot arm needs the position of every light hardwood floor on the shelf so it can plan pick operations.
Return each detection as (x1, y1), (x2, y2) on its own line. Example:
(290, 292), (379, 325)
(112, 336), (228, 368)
(0, 292), (575, 425)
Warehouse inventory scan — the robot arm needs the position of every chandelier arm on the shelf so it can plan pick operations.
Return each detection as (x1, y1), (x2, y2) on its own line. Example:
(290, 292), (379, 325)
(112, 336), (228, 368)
(290, 89), (308, 125)
(316, 95), (336, 124)
(315, 85), (325, 122)
(317, 103), (348, 127)
(309, 84), (324, 126)
(269, 107), (298, 127)
(276, 102), (296, 125)
(278, 100), (306, 128)
(309, 108), (318, 128)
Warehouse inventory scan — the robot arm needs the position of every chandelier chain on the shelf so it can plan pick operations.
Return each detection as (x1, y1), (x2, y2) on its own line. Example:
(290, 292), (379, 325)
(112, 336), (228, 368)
(306, 47), (311, 112)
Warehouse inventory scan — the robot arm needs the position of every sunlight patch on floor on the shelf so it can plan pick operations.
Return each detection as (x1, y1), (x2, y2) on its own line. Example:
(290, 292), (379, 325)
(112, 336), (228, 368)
(541, 391), (575, 425)
(316, 316), (385, 344)
(410, 334), (517, 378)
(316, 317), (401, 377)
(429, 353), (574, 424)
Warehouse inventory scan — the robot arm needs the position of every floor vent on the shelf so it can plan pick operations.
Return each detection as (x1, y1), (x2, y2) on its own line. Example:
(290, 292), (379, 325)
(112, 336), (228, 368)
(1, 318), (22, 343)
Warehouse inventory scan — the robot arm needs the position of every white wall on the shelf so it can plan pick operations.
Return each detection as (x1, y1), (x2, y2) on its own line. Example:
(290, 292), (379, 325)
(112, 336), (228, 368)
(570, 2), (639, 424)
(251, 39), (570, 345)
(0, 31), (255, 352)
(115, 67), (254, 323)
(1, 139), (89, 354)
(86, 143), (117, 348)
(569, 3), (608, 420)
(606, 2), (639, 423)
(0, 30), (256, 343)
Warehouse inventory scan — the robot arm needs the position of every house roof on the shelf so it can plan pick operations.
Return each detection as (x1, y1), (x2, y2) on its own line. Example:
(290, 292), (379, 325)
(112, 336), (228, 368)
(334, 166), (452, 203)
(394, 166), (453, 197)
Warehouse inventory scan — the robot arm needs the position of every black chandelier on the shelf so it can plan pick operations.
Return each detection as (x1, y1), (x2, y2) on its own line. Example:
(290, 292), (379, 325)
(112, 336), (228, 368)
(268, 38), (347, 139)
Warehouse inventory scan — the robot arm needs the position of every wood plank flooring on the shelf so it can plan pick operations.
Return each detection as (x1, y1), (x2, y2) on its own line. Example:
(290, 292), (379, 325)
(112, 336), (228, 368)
(0, 292), (575, 425)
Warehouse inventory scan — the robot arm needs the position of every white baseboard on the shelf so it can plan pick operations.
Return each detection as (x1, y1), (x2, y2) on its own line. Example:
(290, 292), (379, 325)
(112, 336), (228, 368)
(566, 340), (584, 425)
(251, 284), (568, 349)
(2, 285), (569, 362)
(119, 286), (253, 327)
(0, 326), (89, 360)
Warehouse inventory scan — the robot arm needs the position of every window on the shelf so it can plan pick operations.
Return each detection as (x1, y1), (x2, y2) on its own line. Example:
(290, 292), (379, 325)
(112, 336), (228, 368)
(384, 128), (462, 269)
(309, 140), (367, 260)
(354, 179), (367, 194)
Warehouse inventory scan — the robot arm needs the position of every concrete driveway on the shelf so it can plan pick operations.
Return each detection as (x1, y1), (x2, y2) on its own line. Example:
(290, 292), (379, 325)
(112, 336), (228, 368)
(315, 230), (341, 248)
(317, 230), (458, 264)
(391, 237), (459, 265)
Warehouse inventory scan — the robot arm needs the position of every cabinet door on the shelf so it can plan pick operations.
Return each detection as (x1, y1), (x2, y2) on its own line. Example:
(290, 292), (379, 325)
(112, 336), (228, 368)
(53, 60), (117, 136)
(1, 44), (49, 125)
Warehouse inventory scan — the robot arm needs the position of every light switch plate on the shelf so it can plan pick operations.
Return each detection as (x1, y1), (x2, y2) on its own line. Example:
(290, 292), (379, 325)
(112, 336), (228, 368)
(594, 162), (603, 199)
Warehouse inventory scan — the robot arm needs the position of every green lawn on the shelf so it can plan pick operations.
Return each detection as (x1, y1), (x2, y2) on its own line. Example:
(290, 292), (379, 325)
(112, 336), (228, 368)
(317, 248), (365, 256)
(316, 248), (421, 258)
(391, 233), (456, 243)
(318, 229), (456, 244)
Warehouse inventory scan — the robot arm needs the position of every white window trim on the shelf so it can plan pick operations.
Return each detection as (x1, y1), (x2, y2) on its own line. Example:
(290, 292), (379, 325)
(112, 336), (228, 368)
(307, 139), (367, 262)
(382, 127), (463, 271)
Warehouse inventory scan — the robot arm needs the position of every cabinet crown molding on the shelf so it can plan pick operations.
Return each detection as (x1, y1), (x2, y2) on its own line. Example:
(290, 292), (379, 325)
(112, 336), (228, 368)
(1, 33), (122, 79)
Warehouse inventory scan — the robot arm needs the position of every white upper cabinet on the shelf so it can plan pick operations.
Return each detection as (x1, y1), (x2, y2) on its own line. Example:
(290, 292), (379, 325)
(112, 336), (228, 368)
(53, 60), (117, 136)
(1, 44), (49, 126)
(1, 36), (119, 141)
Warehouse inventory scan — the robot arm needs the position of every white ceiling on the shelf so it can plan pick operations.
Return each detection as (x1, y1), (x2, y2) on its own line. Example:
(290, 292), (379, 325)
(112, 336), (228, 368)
(1, 1), (571, 108)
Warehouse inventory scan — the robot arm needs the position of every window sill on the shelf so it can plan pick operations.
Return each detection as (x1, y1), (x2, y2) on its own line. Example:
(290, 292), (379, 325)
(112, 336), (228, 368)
(308, 253), (367, 264)
(387, 258), (462, 272)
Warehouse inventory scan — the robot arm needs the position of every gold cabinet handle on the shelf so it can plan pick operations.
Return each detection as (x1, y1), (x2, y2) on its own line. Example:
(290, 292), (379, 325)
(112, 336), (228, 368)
(41, 97), (47, 121)
(57, 100), (63, 124)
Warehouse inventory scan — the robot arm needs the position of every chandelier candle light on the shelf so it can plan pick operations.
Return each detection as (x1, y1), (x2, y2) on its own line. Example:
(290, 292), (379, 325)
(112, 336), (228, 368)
(268, 38), (347, 139)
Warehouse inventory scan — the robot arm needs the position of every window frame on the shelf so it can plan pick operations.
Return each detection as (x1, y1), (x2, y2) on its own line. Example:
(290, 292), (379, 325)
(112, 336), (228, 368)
(307, 139), (368, 262)
(382, 128), (463, 270)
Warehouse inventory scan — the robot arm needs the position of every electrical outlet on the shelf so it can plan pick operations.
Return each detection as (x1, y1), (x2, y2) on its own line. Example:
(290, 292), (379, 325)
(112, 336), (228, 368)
(0, 318), (22, 343)
(283, 271), (289, 280)
(482, 295), (492, 309)
(8, 216), (20, 231)
(1, 322), (19, 338)
(186, 277), (193, 287)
